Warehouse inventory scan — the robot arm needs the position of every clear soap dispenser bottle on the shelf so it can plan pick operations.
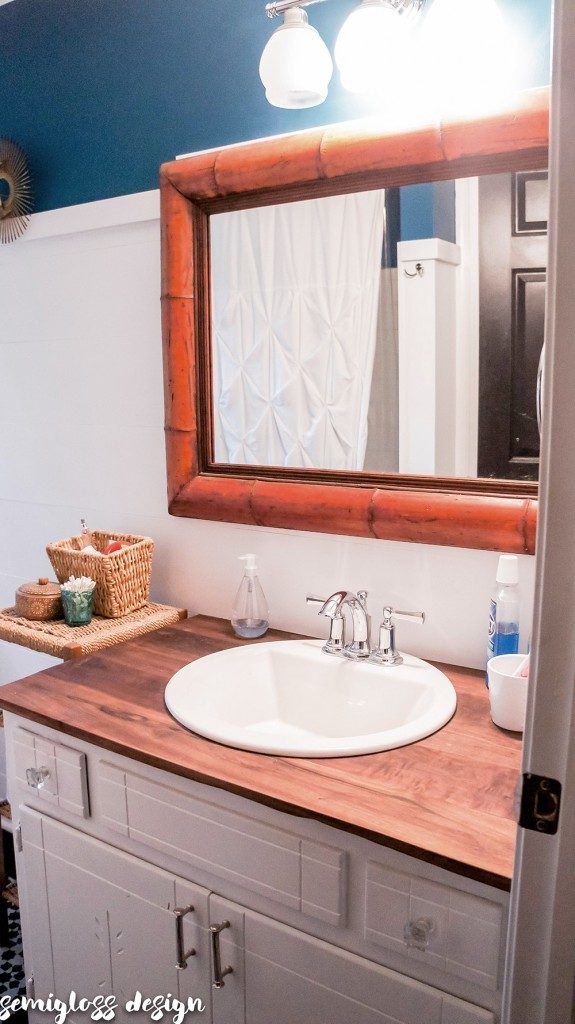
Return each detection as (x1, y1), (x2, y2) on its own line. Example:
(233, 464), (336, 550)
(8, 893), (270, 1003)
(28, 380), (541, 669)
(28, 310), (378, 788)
(231, 554), (269, 639)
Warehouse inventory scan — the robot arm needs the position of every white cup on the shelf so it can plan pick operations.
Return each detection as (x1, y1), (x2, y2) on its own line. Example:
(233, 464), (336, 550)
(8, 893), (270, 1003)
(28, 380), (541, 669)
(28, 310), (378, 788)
(487, 653), (529, 732)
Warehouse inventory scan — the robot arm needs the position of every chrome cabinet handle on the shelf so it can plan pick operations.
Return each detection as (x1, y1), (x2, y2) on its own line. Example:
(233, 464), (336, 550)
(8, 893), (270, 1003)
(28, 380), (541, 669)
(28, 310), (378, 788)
(404, 916), (435, 951)
(210, 920), (233, 988)
(26, 766), (50, 791)
(174, 905), (196, 970)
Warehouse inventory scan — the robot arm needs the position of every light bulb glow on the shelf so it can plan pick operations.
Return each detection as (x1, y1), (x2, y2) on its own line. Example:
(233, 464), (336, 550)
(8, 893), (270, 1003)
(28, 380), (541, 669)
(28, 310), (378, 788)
(419, 0), (520, 117)
(335, 1), (410, 96)
(259, 8), (333, 109)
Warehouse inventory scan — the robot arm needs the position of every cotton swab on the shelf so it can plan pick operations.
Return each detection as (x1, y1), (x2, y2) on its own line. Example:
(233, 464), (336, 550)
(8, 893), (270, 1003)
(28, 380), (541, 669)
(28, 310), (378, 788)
(513, 653), (530, 678)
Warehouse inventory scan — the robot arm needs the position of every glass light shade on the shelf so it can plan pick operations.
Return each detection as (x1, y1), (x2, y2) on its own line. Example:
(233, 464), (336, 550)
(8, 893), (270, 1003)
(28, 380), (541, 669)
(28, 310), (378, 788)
(259, 8), (333, 109)
(335, 0), (410, 96)
(418, 0), (519, 117)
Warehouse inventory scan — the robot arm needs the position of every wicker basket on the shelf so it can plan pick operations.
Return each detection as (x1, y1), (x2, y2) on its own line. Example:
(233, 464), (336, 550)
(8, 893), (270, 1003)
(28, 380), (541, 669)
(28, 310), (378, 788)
(46, 531), (154, 618)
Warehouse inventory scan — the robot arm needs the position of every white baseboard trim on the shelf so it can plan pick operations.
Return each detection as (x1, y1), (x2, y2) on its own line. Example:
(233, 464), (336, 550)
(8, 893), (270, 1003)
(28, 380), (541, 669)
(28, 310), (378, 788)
(18, 190), (160, 243)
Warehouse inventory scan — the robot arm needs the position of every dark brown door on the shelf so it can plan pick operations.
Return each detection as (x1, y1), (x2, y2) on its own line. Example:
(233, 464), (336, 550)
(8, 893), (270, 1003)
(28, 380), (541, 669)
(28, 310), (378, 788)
(478, 170), (548, 480)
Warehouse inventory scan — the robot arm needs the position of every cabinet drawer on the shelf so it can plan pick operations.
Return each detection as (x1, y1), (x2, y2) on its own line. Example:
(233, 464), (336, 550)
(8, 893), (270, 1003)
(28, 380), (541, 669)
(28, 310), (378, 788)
(98, 761), (346, 926)
(365, 861), (503, 990)
(13, 727), (89, 818)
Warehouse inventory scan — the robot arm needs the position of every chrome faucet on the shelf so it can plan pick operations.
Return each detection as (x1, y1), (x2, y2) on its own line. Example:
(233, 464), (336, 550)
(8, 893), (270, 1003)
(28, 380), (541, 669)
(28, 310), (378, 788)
(307, 592), (424, 666)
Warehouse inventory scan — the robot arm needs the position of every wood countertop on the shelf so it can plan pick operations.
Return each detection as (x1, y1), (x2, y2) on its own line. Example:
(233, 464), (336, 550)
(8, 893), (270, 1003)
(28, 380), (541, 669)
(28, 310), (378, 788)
(0, 615), (522, 890)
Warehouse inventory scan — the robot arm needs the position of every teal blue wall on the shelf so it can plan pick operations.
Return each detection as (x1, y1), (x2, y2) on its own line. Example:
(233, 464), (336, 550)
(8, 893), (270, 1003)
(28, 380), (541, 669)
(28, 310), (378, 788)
(0, 0), (552, 213)
(400, 181), (456, 244)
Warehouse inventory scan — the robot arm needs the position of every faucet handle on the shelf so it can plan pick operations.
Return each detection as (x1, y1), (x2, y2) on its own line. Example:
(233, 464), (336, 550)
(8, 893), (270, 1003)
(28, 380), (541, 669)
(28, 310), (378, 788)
(383, 607), (425, 626)
(306, 595), (326, 607)
(373, 607), (425, 667)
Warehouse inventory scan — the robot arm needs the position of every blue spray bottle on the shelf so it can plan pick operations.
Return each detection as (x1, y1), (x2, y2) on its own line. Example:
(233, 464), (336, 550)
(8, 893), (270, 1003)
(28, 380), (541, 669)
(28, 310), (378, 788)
(486, 555), (520, 685)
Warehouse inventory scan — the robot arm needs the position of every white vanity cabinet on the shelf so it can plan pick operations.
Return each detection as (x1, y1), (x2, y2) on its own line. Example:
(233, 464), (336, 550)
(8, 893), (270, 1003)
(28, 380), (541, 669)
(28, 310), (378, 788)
(7, 716), (504, 1024)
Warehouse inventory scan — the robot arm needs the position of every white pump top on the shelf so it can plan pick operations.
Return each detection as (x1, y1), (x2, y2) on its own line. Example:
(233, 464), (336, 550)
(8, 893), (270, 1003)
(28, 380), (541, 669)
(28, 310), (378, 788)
(239, 553), (258, 578)
(496, 554), (519, 586)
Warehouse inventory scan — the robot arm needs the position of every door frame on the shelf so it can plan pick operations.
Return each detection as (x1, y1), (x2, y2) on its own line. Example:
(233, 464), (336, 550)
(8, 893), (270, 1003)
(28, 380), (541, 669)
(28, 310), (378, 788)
(502, 1), (575, 1020)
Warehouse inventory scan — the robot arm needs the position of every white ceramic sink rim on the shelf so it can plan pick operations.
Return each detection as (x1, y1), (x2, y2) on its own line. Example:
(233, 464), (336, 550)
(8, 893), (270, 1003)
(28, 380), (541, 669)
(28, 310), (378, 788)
(164, 639), (457, 758)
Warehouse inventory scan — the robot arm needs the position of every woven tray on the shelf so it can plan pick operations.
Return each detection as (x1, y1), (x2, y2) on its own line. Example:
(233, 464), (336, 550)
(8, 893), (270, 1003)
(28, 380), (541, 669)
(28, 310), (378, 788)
(0, 603), (186, 660)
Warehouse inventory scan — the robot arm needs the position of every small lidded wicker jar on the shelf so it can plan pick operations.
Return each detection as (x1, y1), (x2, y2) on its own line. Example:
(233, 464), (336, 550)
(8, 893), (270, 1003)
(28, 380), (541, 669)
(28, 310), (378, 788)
(15, 577), (63, 621)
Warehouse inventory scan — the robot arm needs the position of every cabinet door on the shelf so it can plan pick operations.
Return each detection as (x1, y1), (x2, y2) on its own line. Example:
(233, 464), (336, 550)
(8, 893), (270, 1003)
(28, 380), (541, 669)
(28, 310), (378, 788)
(19, 808), (213, 1022)
(209, 896), (495, 1024)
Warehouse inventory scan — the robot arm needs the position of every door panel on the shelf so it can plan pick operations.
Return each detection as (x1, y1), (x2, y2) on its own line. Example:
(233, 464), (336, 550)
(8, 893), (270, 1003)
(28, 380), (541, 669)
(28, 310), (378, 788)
(478, 170), (548, 480)
(45, 855), (114, 998)
(20, 808), (213, 1022)
(19, 833), (57, 1001)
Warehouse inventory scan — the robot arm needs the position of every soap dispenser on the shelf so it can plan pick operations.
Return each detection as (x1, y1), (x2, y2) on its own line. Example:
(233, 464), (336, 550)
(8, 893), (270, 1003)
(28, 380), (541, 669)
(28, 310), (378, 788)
(231, 554), (269, 639)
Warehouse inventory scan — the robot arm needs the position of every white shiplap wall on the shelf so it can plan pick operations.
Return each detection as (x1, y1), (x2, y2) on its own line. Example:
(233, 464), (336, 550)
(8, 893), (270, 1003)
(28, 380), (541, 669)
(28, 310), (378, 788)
(0, 191), (536, 796)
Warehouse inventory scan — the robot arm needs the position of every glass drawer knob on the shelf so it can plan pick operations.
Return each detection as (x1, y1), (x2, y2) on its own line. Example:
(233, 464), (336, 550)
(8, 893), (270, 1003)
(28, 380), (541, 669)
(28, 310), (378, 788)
(26, 766), (50, 791)
(404, 916), (435, 951)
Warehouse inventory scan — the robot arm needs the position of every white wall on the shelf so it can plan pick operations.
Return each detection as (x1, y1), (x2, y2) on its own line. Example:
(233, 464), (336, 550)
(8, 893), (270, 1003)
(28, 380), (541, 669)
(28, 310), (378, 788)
(0, 192), (536, 793)
(397, 238), (461, 476)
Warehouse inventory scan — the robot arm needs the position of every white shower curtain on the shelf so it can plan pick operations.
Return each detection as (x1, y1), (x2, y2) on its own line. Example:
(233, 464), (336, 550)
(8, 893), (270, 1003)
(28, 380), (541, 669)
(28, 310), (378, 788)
(211, 189), (386, 470)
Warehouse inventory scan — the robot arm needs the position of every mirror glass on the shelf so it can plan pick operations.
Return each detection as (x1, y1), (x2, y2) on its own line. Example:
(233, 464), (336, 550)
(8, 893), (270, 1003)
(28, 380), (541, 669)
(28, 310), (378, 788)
(210, 169), (548, 482)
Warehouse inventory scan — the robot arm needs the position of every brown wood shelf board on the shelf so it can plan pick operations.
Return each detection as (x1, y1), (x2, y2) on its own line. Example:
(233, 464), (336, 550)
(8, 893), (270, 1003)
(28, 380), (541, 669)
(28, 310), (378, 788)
(0, 602), (187, 659)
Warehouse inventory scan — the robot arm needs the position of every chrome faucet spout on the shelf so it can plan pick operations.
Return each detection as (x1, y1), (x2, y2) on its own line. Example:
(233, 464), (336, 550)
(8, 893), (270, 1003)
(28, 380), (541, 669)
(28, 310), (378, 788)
(318, 590), (355, 619)
(317, 589), (371, 659)
(306, 594), (346, 655)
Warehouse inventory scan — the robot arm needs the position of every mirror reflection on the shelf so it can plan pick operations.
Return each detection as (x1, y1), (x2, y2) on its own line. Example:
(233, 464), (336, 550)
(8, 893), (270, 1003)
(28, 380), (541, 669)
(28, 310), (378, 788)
(210, 169), (548, 482)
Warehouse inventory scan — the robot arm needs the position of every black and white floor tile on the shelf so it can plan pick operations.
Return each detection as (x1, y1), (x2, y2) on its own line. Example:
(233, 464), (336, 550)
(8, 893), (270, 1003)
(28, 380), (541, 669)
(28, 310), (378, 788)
(0, 900), (25, 1002)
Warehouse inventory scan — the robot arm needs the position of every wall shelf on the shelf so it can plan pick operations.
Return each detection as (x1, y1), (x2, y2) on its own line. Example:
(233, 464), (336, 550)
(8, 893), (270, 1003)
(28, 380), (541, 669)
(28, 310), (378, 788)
(0, 603), (187, 661)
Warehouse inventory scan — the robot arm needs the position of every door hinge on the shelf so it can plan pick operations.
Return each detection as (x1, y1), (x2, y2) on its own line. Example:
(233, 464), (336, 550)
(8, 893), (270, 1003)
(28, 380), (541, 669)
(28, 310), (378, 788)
(15, 823), (22, 852)
(25, 976), (35, 1000)
(519, 773), (562, 834)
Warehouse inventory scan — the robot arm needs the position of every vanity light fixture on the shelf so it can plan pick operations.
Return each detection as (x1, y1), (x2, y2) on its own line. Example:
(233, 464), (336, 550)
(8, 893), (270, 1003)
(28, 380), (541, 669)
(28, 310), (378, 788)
(260, 0), (516, 114)
(259, 5), (334, 108)
(335, 0), (421, 95)
(260, 0), (424, 108)
(417, 0), (519, 117)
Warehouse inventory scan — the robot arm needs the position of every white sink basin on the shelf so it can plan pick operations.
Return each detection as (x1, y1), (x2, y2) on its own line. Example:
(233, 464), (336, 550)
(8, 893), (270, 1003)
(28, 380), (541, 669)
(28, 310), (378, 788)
(165, 639), (457, 758)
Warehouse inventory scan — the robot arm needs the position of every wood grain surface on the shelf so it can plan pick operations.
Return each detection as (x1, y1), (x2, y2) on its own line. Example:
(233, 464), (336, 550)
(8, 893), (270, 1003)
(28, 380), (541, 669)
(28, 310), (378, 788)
(160, 87), (549, 553)
(0, 616), (522, 889)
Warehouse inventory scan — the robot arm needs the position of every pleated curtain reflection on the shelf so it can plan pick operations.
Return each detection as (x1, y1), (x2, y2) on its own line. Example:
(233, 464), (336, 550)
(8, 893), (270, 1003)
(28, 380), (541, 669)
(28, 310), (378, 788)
(211, 190), (387, 470)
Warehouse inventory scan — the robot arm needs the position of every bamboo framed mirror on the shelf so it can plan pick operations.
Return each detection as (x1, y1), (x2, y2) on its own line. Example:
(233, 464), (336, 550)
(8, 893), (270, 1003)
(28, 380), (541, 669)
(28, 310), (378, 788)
(160, 87), (548, 553)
